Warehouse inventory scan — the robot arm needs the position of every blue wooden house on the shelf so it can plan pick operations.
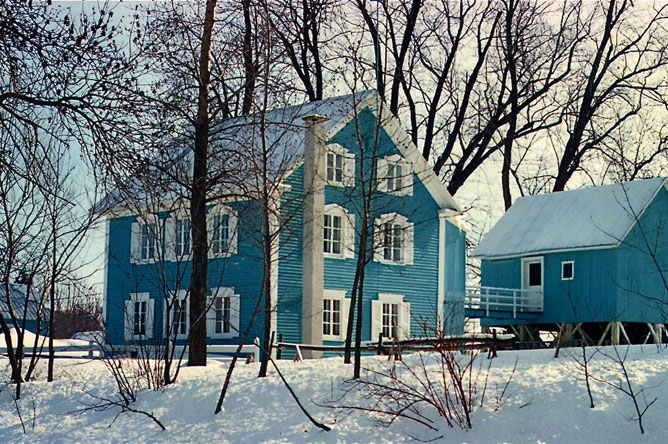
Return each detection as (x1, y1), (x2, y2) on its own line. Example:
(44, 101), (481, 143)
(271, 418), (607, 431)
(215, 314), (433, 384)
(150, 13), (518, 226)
(101, 91), (467, 355)
(468, 177), (668, 345)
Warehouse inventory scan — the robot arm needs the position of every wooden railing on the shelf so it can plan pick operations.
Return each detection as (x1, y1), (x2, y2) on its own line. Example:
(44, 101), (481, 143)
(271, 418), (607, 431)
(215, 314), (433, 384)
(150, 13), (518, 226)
(464, 286), (543, 318)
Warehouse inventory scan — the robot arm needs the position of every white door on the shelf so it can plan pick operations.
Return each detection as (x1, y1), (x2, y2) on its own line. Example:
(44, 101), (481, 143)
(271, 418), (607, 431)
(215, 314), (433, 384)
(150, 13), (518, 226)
(522, 257), (543, 310)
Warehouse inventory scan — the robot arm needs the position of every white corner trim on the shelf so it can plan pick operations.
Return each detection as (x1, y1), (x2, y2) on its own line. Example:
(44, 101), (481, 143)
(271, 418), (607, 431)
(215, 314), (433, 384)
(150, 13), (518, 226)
(437, 215), (446, 330)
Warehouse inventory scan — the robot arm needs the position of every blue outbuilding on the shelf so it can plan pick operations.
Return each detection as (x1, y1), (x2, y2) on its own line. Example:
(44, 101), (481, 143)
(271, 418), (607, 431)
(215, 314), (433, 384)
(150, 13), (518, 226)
(468, 178), (668, 345)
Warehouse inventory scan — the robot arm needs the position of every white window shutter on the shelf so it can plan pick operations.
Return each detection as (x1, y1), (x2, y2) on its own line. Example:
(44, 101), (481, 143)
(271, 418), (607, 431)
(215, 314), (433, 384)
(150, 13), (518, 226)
(401, 164), (413, 196)
(230, 294), (241, 337)
(344, 212), (356, 259)
(164, 216), (176, 261)
(373, 219), (384, 263)
(370, 299), (382, 341)
(343, 153), (355, 187)
(341, 297), (351, 340)
(206, 297), (215, 338)
(403, 223), (414, 265)
(206, 212), (215, 259)
(376, 157), (388, 192)
(229, 210), (239, 255)
(145, 298), (155, 339)
(124, 300), (133, 340)
(130, 221), (141, 263)
(399, 300), (411, 339)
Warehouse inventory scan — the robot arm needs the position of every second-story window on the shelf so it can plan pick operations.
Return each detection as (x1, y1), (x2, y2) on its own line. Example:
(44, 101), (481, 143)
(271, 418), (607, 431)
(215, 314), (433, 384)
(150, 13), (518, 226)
(377, 154), (412, 195)
(382, 222), (402, 263)
(212, 214), (230, 255)
(323, 214), (342, 255)
(325, 143), (355, 187)
(176, 218), (191, 257)
(140, 222), (158, 261)
(374, 213), (413, 265)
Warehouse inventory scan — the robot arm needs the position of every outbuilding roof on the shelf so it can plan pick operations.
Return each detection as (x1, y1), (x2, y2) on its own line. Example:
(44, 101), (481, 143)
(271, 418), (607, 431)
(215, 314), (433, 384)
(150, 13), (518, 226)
(471, 177), (667, 259)
(0, 283), (46, 323)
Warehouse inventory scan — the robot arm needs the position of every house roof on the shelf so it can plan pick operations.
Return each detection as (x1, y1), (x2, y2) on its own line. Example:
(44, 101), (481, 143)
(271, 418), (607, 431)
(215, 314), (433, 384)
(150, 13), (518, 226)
(99, 90), (461, 214)
(0, 283), (46, 323)
(471, 177), (668, 259)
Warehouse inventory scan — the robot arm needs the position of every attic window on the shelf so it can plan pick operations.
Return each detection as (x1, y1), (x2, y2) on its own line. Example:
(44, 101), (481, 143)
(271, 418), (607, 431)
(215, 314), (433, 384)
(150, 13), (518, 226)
(562, 261), (574, 280)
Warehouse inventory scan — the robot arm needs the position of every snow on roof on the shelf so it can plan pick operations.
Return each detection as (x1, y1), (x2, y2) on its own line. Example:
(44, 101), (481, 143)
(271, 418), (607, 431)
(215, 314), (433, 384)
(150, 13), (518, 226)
(0, 283), (46, 322)
(471, 177), (667, 259)
(99, 90), (461, 213)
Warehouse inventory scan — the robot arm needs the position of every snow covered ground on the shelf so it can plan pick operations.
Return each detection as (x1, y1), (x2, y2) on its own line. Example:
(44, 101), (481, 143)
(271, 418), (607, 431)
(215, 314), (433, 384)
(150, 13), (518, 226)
(2, 345), (668, 443)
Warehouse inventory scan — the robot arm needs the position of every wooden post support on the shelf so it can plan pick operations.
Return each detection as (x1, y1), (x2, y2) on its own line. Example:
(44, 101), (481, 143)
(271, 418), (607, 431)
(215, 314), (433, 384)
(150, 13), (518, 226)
(277, 332), (284, 360)
(611, 322), (620, 345)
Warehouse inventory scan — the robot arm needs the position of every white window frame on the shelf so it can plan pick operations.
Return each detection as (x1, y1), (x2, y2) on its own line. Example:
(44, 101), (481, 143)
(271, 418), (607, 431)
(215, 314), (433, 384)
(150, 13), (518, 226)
(207, 287), (240, 339)
(323, 204), (355, 259)
(371, 293), (411, 341)
(165, 290), (189, 339)
(561, 260), (575, 281)
(322, 289), (350, 341)
(377, 154), (413, 196)
(325, 143), (355, 187)
(165, 207), (191, 261)
(124, 292), (154, 341)
(130, 216), (161, 264)
(373, 213), (413, 265)
(207, 205), (238, 258)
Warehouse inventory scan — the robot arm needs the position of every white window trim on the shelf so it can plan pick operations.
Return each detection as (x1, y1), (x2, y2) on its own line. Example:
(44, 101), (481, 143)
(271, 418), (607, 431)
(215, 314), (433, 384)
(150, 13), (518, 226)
(521, 256), (544, 290)
(207, 205), (238, 258)
(371, 293), (411, 341)
(322, 289), (350, 341)
(164, 289), (189, 339)
(130, 215), (162, 264)
(207, 287), (240, 339)
(165, 208), (191, 262)
(377, 154), (413, 196)
(124, 292), (154, 341)
(323, 204), (355, 259)
(561, 260), (575, 281)
(373, 213), (414, 265)
(325, 143), (355, 187)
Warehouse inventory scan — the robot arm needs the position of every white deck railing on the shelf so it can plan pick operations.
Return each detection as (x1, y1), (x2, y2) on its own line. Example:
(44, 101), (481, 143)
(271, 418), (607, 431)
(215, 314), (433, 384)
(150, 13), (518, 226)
(464, 286), (543, 318)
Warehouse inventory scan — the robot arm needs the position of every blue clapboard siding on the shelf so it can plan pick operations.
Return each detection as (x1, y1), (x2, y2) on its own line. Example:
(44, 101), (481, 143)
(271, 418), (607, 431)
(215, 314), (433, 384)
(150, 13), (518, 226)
(480, 184), (668, 327)
(276, 107), (464, 344)
(105, 200), (267, 346)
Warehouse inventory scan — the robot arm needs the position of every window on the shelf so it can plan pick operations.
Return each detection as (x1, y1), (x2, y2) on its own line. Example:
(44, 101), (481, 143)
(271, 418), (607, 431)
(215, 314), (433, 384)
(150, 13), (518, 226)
(322, 289), (349, 341)
(214, 296), (231, 334)
(327, 151), (343, 183)
(208, 206), (238, 257)
(323, 204), (355, 259)
(324, 143), (355, 187)
(176, 218), (191, 257)
(207, 287), (240, 338)
(374, 213), (413, 265)
(381, 302), (399, 339)
(140, 222), (158, 261)
(324, 214), (342, 255)
(529, 262), (542, 286)
(172, 299), (187, 336)
(386, 162), (403, 192)
(378, 154), (412, 195)
(131, 217), (161, 263)
(323, 298), (341, 337)
(211, 214), (230, 255)
(383, 222), (402, 262)
(562, 261), (574, 280)
(371, 293), (410, 340)
(124, 293), (154, 340)
(134, 301), (147, 336)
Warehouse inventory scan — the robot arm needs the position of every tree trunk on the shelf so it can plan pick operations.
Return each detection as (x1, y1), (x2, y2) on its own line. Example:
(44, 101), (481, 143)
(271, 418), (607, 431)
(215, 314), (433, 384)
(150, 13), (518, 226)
(188, 0), (217, 367)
